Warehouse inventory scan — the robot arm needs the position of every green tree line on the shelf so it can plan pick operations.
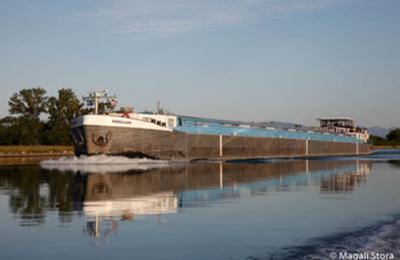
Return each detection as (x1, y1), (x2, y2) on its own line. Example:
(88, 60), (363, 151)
(0, 87), (118, 145)
(0, 88), (83, 145)
(0, 87), (119, 145)
(370, 129), (400, 146)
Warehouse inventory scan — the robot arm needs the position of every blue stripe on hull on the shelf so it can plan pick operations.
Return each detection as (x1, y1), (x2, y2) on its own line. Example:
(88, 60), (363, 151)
(175, 117), (361, 144)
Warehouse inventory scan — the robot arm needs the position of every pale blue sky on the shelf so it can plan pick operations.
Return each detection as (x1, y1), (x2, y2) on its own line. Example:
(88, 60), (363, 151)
(1, 0), (399, 127)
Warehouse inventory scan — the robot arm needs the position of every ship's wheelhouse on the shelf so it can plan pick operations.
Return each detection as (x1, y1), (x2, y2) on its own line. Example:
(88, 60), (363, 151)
(318, 117), (369, 143)
(318, 117), (357, 134)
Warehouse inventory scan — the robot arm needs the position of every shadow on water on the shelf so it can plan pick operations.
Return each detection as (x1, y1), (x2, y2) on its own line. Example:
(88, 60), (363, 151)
(388, 160), (400, 168)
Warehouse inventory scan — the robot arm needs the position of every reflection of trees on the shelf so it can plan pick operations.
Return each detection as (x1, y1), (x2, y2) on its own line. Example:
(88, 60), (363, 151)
(9, 171), (45, 223)
(388, 160), (400, 168)
(0, 166), (85, 225)
(46, 171), (86, 223)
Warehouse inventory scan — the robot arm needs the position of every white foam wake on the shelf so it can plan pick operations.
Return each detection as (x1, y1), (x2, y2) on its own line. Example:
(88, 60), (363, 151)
(40, 155), (172, 173)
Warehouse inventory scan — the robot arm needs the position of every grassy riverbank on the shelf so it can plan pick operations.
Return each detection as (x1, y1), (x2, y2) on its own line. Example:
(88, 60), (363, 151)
(0, 145), (73, 154)
(0, 146), (74, 165)
(371, 145), (400, 150)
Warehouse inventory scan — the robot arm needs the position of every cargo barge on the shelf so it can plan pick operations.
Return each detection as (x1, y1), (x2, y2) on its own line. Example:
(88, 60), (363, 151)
(71, 92), (370, 160)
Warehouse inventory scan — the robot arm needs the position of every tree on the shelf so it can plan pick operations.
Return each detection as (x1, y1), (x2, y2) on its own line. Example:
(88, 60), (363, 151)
(386, 128), (400, 143)
(7, 88), (48, 145)
(47, 88), (82, 124)
(0, 117), (26, 145)
(0, 118), (11, 145)
(9, 88), (47, 120)
(369, 135), (390, 146)
(45, 88), (83, 145)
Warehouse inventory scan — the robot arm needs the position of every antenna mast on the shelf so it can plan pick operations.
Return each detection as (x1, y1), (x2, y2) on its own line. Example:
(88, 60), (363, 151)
(82, 90), (117, 115)
(156, 100), (160, 114)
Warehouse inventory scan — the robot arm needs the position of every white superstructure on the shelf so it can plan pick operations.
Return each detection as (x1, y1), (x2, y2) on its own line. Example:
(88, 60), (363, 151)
(76, 90), (178, 131)
(71, 113), (177, 132)
(318, 117), (369, 143)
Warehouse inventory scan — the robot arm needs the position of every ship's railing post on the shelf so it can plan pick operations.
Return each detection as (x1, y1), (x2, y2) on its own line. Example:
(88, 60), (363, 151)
(305, 138), (309, 156)
(94, 92), (99, 115)
(219, 135), (223, 158)
(356, 142), (359, 155)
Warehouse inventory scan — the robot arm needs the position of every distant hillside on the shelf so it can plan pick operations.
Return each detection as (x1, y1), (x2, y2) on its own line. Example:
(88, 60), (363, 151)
(368, 127), (391, 138)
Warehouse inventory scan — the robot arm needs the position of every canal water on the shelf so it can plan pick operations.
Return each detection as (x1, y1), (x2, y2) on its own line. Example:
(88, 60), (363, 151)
(0, 153), (400, 259)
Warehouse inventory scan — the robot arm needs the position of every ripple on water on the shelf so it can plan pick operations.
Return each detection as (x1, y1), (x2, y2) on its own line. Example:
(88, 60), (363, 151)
(251, 218), (400, 260)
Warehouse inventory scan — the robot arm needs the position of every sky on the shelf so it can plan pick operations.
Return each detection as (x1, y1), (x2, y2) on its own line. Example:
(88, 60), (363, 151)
(0, 0), (399, 127)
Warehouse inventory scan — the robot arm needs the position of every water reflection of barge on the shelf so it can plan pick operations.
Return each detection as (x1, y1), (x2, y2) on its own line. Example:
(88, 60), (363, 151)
(0, 159), (371, 229)
(81, 160), (370, 222)
(320, 161), (370, 193)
